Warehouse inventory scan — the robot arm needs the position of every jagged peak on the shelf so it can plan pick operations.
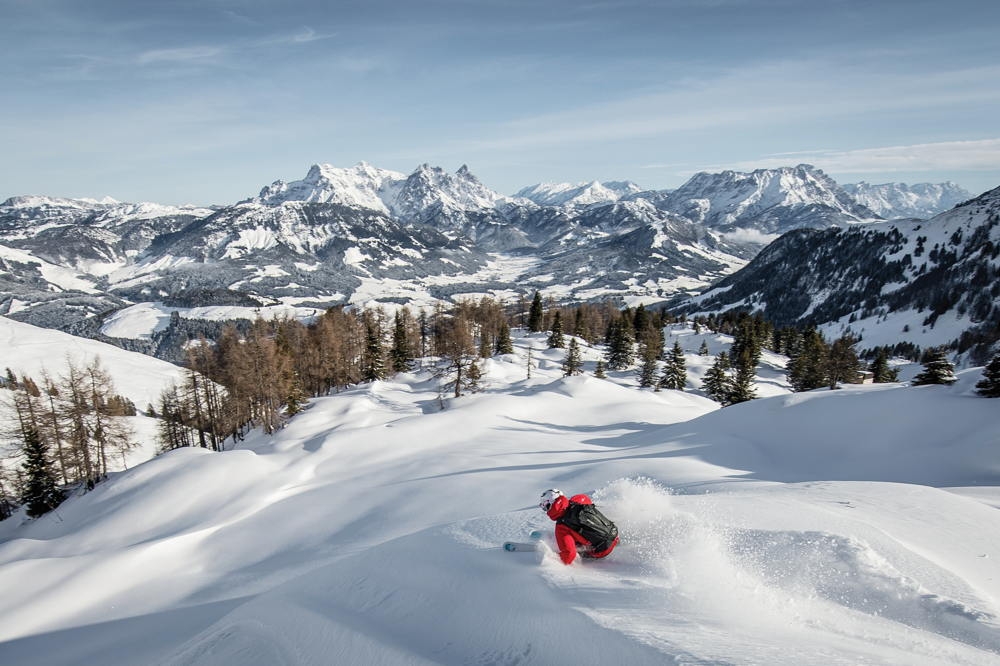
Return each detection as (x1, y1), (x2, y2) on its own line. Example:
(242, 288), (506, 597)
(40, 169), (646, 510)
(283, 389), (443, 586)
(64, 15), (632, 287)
(513, 179), (642, 207)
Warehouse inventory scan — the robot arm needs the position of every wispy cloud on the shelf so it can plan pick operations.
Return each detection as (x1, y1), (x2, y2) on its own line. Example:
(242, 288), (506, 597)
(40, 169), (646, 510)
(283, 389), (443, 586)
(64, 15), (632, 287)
(706, 138), (1000, 175)
(291, 27), (328, 43)
(450, 59), (1000, 154)
(257, 27), (337, 48)
(137, 46), (223, 65)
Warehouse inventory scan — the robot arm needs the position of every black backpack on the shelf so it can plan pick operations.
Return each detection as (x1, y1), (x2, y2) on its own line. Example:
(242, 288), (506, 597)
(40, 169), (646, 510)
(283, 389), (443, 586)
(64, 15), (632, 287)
(558, 501), (618, 552)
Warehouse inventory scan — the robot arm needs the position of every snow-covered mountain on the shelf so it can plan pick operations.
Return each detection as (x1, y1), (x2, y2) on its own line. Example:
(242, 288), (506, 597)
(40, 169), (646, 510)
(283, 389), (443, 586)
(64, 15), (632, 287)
(1, 162), (993, 360)
(843, 181), (972, 219)
(1, 325), (998, 665)
(0, 163), (757, 344)
(254, 162), (406, 212)
(0, 196), (215, 328)
(515, 180), (643, 207)
(255, 162), (506, 227)
(684, 186), (1000, 362)
(660, 164), (880, 235)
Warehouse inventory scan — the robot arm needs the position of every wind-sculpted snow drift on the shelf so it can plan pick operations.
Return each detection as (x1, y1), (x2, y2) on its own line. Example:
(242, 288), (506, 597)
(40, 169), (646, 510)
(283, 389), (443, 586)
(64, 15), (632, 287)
(0, 328), (998, 665)
(154, 477), (1000, 666)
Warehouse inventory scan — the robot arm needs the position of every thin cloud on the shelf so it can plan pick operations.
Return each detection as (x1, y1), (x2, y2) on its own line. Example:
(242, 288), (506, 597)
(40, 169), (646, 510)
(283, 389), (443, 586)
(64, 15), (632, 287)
(137, 46), (223, 65)
(715, 139), (1000, 174)
(292, 27), (329, 43)
(449, 60), (1000, 155)
(258, 27), (337, 46)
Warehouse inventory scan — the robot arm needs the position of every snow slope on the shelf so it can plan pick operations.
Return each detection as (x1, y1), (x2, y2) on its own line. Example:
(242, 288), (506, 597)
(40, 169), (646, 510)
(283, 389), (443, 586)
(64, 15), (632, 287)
(0, 330), (998, 665)
(0, 316), (186, 408)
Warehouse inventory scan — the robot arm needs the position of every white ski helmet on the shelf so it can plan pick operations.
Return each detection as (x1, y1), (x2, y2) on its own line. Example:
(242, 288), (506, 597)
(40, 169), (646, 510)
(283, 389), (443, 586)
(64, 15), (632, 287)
(539, 488), (565, 512)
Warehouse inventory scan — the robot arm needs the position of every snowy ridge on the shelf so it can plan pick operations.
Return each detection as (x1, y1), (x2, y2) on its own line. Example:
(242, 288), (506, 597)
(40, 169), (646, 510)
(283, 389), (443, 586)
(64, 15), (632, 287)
(515, 180), (643, 207)
(844, 181), (972, 219)
(254, 162), (406, 213)
(0, 195), (211, 226)
(254, 162), (506, 223)
(0, 327), (998, 665)
(661, 164), (880, 233)
(685, 186), (1000, 361)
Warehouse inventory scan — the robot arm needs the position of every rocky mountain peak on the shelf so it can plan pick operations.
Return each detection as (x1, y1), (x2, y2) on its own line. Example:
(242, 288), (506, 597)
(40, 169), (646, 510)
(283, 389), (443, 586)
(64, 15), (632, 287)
(843, 180), (973, 219)
(662, 164), (878, 233)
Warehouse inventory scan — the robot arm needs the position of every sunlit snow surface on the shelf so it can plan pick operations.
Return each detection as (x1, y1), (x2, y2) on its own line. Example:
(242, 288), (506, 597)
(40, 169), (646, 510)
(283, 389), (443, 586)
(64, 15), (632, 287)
(0, 324), (998, 665)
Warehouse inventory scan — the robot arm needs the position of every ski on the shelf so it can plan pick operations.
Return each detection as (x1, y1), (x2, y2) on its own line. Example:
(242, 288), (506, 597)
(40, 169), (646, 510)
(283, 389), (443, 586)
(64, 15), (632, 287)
(503, 541), (540, 552)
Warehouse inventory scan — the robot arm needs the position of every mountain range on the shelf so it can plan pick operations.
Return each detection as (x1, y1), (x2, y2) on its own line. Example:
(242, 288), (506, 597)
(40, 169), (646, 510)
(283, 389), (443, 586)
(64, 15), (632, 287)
(0, 161), (987, 360)
(682, 185), (1000, 363)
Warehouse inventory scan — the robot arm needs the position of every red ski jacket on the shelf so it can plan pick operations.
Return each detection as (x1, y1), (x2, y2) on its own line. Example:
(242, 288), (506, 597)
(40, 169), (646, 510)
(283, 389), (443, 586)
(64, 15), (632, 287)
(546, 493), (619, 565)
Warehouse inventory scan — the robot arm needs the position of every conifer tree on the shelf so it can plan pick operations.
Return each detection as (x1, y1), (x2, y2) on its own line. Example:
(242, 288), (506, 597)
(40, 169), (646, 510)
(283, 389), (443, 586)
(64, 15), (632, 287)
(633, 304), (650, 336)
(478, 330), (493, 359)
(730, 315), (766, 370)
(0, 481), (13, 521)
(562, 338), (584, 376)
(418, 309), (430, 359)
(702, 352), (733, 405)
(284, 377), (308, 417)
(660, 340), (686, 391)
(729, 349), (758, 405)
(636, 329), (662, 388)
(362, 318), (387, 382)
(787, 329), (829, 392)
(21, 427), (65, 518)
(184, 338), (228, 451)
(494, 321), (514, 355)
(434, 314), (478, 398)
(593, 360), (607, 379)
(84, 358), (135, 476)
(573, 308), (588, 341)
(390, 309), (414, 373)
(975, 354), (1000, 397)
(699, 340), (709, 356)
(465, 360), (483, 394)
(604, 315), (635, 370)
(912, 348), (957, 386)
(528, 291), (544, 332)
(637, 346), (659, 388)
(547, 311), (565, 349)
(869, 348), (899, 383)
(827, 335), (861, 390)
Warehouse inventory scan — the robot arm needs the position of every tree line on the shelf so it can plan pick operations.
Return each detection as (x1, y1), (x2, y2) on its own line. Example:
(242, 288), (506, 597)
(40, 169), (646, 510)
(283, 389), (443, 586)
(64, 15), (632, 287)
(6, 295), (999, 522)
(1, 358), (136, 519)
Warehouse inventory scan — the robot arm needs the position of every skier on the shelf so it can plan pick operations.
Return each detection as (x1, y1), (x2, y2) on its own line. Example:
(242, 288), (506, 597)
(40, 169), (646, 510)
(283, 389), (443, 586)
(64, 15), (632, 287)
(539, 488), (619, 564)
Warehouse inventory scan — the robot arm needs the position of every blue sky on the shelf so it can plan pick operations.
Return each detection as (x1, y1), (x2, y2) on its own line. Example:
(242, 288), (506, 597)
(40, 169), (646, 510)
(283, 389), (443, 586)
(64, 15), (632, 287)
(3, 0), (999, 204)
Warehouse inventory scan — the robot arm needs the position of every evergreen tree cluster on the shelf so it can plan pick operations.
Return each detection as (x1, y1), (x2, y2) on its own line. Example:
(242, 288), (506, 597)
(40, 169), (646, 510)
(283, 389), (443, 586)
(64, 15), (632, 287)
(976, 354), (1000, 397)
(911, 348), (958, 386)
(696, 313), (771, 405)
(659, 341), (687, 391)
(784, 329), (864, 392)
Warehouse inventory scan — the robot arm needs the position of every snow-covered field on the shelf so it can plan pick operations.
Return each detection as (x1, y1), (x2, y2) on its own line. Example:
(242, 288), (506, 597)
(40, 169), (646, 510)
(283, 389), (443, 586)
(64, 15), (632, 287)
(0, 324), (998, 665)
